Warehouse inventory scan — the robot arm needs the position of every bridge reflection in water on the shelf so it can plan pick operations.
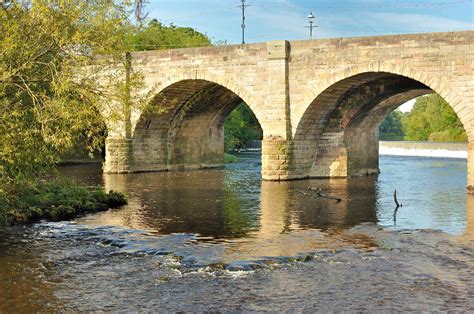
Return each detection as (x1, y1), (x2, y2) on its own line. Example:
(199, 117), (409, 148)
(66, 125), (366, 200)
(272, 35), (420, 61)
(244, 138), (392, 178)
(91, 171), (378, 236)
(69, 166), (380, 258)
(462, 194), (474, 240)
(61, 152), (471, 260)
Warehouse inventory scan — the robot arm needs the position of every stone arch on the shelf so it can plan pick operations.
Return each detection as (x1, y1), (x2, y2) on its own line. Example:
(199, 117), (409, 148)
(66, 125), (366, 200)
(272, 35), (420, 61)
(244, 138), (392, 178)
(291, 67), (470, 179)
(134, 72), (263, 136)
(131, 78), (262, 172)
(294, 63), (470, 140)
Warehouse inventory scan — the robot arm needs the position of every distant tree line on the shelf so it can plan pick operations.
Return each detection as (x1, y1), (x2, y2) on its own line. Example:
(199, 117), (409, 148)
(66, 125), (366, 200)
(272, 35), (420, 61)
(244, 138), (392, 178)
(379, 94), (467, 142)
(127, 18), (212, 50)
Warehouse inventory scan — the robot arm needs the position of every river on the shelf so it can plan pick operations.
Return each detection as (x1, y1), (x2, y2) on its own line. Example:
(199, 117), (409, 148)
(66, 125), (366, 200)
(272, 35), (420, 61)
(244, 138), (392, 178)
(1, 153), (473, 311)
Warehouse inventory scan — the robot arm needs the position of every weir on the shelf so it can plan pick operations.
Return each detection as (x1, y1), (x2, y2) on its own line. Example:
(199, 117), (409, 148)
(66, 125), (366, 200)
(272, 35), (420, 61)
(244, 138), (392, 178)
(379, 141), (468, 159)
(100, 31), (474, 187)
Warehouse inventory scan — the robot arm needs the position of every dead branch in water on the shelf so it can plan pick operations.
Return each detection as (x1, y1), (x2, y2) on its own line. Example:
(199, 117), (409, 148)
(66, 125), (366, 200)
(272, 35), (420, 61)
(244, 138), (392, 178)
(393, 206), (399, 225)
(393, 189), (401, 208)
(294, 188), (342, 202)
(393, 189), (401, 225)
(308, 187), (342, 203)
(294, 189), (312, 196)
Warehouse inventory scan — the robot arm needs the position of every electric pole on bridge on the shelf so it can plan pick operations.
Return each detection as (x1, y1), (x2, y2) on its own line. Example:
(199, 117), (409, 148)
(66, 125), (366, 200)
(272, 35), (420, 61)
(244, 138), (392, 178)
(238, 0), (250, 44)
(305, 12), (317, 39)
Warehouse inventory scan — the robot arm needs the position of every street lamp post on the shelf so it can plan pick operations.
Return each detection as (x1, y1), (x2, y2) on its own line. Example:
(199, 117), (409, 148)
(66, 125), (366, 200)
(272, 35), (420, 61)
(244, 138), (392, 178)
(238, 0), (251, 44)
(305, 12), (317, 39)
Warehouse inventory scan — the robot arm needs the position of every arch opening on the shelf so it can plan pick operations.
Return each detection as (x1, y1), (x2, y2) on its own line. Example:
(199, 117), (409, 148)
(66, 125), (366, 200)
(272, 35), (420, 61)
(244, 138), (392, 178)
(132, 79), (262, 172)
(292, 72), (468, 179)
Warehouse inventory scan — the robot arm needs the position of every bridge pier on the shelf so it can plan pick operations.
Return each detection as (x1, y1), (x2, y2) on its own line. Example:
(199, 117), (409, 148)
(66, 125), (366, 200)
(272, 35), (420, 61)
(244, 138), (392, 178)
(168, 118), (225, 171)
(468, 143), (474, 193)
(103, 137), (133, 173)
(261, 137), (293, 181)
(344, 124), (380, 177)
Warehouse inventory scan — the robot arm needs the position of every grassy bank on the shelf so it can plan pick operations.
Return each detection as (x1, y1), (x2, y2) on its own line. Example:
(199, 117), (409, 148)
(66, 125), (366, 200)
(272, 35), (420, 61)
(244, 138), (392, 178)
(224, 153), (238, 163)
(0, 181), (127, 226)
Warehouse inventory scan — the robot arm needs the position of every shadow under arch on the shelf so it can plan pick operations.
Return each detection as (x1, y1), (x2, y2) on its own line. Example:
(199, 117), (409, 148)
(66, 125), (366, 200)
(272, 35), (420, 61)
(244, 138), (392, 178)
(291, 71), (470, 179)
(131, 79), (263, 172)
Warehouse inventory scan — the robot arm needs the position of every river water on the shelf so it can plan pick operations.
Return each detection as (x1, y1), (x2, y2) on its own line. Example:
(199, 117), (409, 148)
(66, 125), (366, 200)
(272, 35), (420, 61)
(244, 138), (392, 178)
(1, 153), (474, 311)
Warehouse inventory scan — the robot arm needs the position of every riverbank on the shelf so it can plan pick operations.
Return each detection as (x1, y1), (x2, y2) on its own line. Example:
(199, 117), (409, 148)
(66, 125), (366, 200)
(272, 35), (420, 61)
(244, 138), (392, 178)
(379, 141), (467, 159)
(0, 181), (127, 225)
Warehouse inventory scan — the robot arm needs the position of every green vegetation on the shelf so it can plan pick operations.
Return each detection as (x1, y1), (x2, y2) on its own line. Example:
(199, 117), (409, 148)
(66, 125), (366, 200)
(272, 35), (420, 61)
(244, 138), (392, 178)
(379, 111), (405, 141)
(128, 18), (211, 50)
(0, 0), (134, 185)
(224, 103), (263, 152)
(379, 94), (467, 142)
(0, 181), (127, 225)
(0, 1), (139, 224)
(224, 153), (238, 163)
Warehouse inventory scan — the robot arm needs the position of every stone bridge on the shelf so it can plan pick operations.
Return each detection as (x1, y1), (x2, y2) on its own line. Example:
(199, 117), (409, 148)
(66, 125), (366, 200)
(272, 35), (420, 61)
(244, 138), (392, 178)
(103, 31), (474, 188)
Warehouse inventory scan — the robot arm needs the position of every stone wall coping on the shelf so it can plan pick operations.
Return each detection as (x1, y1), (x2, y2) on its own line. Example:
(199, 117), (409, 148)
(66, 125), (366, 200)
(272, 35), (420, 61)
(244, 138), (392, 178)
(128, 30), (474, 60)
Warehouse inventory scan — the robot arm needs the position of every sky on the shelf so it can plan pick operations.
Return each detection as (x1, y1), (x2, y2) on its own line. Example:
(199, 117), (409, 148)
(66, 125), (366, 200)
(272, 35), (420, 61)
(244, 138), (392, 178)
(146, 0), (473, 111)
(147, 0), (473, 44)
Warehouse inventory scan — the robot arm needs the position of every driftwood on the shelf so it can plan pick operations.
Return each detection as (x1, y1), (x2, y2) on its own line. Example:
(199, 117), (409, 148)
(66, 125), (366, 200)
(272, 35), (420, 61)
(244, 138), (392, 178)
(393, 189), (402, 225)
(308, 187), (342, 203)
(294, 188), (342, 202)
(294, 189), (312, 196)
(393, 189), (401, 208)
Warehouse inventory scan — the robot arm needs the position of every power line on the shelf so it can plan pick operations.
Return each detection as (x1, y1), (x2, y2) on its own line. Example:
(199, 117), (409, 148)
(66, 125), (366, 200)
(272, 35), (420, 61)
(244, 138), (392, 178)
(253, 0), (471, 10)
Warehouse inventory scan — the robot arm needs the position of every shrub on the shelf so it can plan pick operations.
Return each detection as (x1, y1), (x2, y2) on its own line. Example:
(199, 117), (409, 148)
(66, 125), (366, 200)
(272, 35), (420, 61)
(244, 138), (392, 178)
(224, 153), (238, 163)
(0, 180), (128, 226)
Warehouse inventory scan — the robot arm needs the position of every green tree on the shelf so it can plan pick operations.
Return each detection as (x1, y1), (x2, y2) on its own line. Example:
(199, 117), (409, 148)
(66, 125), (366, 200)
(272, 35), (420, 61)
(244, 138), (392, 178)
(401, 94), (467, 142)
(379, 110), (404, 140)
(0, 0), (136, 185)
(128, 18), (211, 50)
(224, 103), (262, 151)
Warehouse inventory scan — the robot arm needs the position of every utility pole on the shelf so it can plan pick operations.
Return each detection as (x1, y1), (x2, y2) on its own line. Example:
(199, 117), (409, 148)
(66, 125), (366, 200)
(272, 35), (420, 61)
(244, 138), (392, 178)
(305, 12), (317, 39)
(238, 0), (250, 44)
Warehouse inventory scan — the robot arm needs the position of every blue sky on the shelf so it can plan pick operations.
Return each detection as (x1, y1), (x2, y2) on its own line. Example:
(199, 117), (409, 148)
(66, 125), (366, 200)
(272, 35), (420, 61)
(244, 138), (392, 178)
(147, 0), (473, 44)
